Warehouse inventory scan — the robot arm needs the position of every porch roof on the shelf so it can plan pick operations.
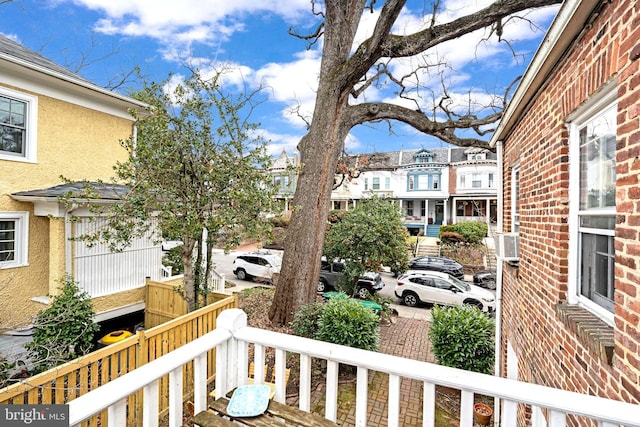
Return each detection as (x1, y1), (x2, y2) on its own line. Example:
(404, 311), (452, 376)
(11, 181), (128, 203)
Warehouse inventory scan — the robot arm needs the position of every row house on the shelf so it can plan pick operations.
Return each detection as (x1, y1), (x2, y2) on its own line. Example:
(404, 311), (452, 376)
(328, 147), (497, 236)
(491, 0), (640, 424)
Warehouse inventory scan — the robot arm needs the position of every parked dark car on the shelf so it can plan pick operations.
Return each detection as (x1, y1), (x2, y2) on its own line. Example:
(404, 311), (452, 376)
(318, 260), (385, 299)
(401, 256), (465, 280)
(473, 271), (496, 290)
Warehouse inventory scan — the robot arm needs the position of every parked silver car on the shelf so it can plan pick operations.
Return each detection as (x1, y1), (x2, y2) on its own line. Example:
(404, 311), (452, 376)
(394, 270), (495, 312)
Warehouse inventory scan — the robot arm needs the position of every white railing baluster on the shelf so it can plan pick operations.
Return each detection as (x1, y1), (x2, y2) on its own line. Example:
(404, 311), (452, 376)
(143, 380), (159, 427)
(548, 409), (566, 426)
(325, 360), (339, 422)
(168, 367), (183, 427)
(299, 354), (312, 412)
(193, 354), (208, 413)
(423, 382), (435, 427)
(237, 339), (248, 387)
(254, 344), (265, 385)
(355, 366), (368, 426)
(215, 339), (228, 399)
(108, 398), (127, 427)
(460, 390), (474, 427)
(387, 374), (400, 427)
(274, 348), (287, 403)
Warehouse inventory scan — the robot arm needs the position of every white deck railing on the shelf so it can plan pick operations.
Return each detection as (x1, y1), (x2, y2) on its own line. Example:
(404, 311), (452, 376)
(68, 309), (640, 427)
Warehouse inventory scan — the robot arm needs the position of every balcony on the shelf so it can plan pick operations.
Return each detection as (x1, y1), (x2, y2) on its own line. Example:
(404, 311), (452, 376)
(68, 309), (640, 427)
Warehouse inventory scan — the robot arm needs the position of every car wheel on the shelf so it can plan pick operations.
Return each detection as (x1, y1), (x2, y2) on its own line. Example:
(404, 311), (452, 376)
(356, 286), (370, 299)
(464, 299), (483, 310)
(235, 269), (247, 281)
(317, 280), (328, 293)
(402, 292), (419, 307)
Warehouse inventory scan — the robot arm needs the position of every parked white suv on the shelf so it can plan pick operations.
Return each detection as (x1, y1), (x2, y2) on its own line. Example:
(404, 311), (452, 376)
(232, 251), (282, 283)
(394, 271), (495, 313)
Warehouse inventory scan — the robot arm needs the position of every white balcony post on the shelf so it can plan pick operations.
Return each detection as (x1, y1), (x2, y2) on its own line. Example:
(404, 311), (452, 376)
(215, 309), (248, 398)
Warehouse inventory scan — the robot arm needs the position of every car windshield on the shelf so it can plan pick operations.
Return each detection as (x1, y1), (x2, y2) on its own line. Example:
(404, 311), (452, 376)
(449, 274), (470, 291)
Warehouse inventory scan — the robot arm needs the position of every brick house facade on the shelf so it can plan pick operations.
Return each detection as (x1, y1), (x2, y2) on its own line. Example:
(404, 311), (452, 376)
(490, 1), (640, 425)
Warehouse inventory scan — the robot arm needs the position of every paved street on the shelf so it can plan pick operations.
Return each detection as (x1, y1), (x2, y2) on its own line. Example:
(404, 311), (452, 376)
(210, 247), (432, 321)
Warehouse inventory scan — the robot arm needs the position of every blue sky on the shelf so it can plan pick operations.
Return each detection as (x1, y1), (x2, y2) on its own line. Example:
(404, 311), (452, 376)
(1, 0), (560, 156)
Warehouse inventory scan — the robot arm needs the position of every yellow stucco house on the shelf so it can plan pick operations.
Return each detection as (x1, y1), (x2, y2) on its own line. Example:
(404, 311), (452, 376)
(0, 35), (162, 331)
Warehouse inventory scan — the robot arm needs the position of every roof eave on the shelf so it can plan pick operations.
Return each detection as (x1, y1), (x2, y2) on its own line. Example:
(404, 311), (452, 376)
(490, 0), (600, 147)
(0, 52), (149, 114)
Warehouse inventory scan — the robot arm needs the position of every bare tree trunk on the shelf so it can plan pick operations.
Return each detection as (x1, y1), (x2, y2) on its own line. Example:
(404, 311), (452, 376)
(269, 0), (365, 325)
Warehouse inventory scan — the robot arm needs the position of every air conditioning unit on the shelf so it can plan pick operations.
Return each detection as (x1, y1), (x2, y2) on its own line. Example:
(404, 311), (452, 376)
(495, 233), (519, 261)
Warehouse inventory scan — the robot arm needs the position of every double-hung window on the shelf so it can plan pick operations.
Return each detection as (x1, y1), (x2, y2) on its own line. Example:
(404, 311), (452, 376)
(0, 87), (38, 163)
(568, 88), (616, 321)
(0, 212), (29, 268)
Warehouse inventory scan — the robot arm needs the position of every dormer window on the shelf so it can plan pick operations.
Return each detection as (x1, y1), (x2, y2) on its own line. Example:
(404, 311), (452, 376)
(414, 150), (434, 163)
(465, 148), (487, 162)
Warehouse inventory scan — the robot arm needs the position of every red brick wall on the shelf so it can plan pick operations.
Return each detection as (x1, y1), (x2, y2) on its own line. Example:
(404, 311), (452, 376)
(500, 0), (640, 424)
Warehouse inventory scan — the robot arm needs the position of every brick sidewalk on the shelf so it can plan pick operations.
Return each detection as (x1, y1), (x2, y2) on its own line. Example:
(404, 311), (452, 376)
(299, 317), (434, 426)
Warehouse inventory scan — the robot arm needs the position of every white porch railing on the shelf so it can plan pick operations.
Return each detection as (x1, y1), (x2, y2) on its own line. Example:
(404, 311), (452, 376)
(68, 309), (640, 427)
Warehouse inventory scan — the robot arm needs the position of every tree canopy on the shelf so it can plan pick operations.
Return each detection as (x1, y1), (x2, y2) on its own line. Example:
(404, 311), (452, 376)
(70, 70), (277, 311)
(323, 196), (409, 288)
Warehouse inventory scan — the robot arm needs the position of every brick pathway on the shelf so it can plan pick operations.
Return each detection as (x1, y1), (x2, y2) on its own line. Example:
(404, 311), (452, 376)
(301, 317), (435, 426)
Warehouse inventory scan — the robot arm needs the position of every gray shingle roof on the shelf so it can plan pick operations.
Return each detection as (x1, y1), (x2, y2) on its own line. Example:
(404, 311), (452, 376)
(0, 34), (92, 83)
(12, 181), (128, 201)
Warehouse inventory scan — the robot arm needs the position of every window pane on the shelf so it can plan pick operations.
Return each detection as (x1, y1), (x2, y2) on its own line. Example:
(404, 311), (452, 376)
(579, 106), (616, 210)
(0, 220), (16, 262)
(580, 215), (616, 230)
(418, 174), (428, 189)
(580, 232), (614, 312)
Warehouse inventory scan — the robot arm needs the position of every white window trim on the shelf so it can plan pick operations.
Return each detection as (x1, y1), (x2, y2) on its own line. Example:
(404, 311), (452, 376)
(0, 211), (29, 268)
(567, 84), (617, 325)
(0, 86), (38, 163)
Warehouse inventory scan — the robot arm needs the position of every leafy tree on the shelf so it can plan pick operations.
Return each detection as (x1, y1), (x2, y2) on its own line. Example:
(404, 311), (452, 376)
(323, 196), (408, 294)
(270, 0), (562, 325)
(67, 70), (276, 311)
(25, 276), (99, 374)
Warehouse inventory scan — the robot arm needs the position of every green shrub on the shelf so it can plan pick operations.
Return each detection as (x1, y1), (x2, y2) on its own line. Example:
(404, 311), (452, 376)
(317, 297), (380, 351)
(290, 302), (324, 339)
(25, 276), (99, 374)
(440, 222), (487, 244)
(0, 355), (15, 388)
(429, 305), (495, 374)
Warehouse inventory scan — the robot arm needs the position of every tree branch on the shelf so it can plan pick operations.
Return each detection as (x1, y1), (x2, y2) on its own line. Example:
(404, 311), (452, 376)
(381, 0), (563, 58)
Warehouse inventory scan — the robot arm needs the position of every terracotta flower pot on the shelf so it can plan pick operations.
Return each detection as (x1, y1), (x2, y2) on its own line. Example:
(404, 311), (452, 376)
(473, 402), (493, 426)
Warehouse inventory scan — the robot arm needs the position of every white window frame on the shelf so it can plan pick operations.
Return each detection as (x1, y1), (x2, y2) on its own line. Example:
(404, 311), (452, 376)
(511, 165), (520, 233)
(0, 87), (38, 163)
(567, 84), (617, 325)
(0, 212), (29, 268)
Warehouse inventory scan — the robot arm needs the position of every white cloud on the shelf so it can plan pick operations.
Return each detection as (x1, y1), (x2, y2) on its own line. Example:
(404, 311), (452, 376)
(251, 129), (302, 157)
(252, 50), (322, 129)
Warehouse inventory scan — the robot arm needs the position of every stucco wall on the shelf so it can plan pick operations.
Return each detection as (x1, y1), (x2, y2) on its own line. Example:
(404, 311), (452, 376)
(0, 84), (136, 329)
(500, 1), (640, 423)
